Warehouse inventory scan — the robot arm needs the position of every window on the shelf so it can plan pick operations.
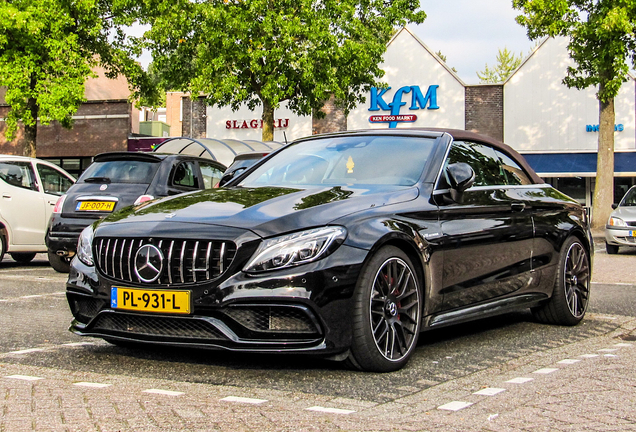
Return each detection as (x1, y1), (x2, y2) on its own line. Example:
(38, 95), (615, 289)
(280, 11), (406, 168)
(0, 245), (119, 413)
(494, 150), (532, 185)
(199, 162), (224, 189)
(444, 141), (506, 187)
(0, 162), (37, 191)
(36, 164), (74, 196)
(172, 162), (199, 188)
(80, 160), (160, 184)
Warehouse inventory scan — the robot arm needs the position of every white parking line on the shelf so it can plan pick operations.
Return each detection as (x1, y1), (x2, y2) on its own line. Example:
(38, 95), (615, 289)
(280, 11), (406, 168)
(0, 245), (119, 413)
(506, 377), (534, 384)
(557, 359), (581, 365)
(5, 375), (43, 381)
(533, 368), (558, 374)
(306, 406), (355, 415)
(8, 348), (45, 355)
(142, 389), (184, 396)
(74, 382), (111, 388)
(580, 354), (600, 358)
(437, 401), (473, 411)
(474, 388), (505, 396)
(221, 396), (268, 404)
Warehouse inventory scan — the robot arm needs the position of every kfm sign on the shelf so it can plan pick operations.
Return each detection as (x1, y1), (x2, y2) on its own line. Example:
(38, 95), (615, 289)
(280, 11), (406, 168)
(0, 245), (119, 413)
(368, 85), (439, 128)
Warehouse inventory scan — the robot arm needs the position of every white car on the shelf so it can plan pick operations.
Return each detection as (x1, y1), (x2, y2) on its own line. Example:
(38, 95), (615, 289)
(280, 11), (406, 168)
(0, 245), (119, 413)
(605, 185), (636, 254)
(0, 155), (75, 264)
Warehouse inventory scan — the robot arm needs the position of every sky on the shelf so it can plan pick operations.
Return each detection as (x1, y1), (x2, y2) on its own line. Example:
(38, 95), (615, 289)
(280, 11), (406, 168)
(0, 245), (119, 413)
(132, 0), (535, 85)
(411, 0), (535, 84)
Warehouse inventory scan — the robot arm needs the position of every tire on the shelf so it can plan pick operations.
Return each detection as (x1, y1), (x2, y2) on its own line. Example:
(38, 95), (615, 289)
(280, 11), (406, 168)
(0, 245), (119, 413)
(0, 235), (5, 263)
(532, 237), (590, 326)
(48, 250), (71, 273)
(605, 242), (619, 254)
(348, 246), (422, 372)
(9, 252), (36, 264)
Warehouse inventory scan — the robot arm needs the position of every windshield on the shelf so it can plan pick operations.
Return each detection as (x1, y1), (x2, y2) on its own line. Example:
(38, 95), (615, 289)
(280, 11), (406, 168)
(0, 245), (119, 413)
(620, 187), (636, 206)
(79, 160), (160, 184)
(239, 135), (435, 188)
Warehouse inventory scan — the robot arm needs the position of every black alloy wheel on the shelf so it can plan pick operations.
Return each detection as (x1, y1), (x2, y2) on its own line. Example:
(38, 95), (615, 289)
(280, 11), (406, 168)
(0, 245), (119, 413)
(349, 246), (421, 372)
(532, 237), (590, 326)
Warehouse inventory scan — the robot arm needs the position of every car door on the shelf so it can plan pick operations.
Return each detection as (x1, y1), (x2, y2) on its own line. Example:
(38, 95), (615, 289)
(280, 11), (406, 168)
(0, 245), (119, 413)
(436, 141), (535, 310)
(0, 161), (46, 246)
(35, 162), (75, 227)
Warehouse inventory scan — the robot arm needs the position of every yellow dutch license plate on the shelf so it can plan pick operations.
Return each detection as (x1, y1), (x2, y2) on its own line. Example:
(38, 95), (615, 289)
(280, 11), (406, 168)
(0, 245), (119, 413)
(110, 287), (191, 314)
(76, 201), (116, 212)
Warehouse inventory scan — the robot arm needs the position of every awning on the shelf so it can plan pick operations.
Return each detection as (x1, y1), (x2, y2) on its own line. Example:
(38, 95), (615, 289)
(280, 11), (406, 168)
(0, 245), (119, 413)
(152, 137), (284, 167)
(521, 152), (636, 177)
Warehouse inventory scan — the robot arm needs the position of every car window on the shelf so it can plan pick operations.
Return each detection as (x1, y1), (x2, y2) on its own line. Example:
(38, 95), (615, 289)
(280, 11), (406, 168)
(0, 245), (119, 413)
(80, 160), (160, 184)
(240, 136), (435, 187)
(36, 164), (75, 196)
(494, 150), (533, 186)
(440, 141), (506, 188)
(200, 162), (224, 189)
(0, 161), (38, 191)
(172, 162), (199, 188)
(620, 187), (636, 206)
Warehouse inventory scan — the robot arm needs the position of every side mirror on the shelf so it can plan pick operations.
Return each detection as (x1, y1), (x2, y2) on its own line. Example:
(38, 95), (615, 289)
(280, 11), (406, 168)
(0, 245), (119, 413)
(612, 203), (618, 209)
(218, 167), (247, 187)
(445, 162), (475, 203)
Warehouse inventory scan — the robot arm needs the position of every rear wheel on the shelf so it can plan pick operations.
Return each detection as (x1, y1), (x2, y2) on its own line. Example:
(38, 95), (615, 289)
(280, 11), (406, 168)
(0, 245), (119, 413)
(10, 252), (36, 264)
(532, 237), (590, 326)
(0, 235), (5, 263)
(48, 250), (71, 273)
(605, 242), (619, 254)
(348, 246), (421, 372)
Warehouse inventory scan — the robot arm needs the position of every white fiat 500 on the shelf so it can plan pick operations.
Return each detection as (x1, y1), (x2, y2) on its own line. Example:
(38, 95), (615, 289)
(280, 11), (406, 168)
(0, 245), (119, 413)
(0, 155), (75, 264)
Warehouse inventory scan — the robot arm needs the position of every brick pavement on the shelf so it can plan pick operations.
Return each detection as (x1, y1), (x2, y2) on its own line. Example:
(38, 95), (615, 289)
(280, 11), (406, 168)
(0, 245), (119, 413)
(1, 246), (635, 431)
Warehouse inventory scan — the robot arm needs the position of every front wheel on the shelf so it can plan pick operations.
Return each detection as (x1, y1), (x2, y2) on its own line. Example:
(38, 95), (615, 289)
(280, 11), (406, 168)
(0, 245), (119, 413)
(532, 236), (590, 326)
(348, 246), (422, 372)
(605, 242), (619, 254)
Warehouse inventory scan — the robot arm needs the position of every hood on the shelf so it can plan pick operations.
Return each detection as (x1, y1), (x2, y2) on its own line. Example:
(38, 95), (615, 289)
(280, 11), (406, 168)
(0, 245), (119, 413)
(98, 185), (419, 238)
(611, 205), (636, 223)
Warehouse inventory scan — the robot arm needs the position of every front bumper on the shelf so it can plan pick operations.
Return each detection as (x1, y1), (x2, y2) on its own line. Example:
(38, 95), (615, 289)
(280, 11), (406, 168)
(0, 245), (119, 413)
(66, 244), (368, 355)
(605, 226), (636, 247)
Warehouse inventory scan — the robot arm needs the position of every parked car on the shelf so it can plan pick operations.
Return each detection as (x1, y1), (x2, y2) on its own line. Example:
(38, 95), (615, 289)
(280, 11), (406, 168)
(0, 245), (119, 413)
(218, 151), (271, 187)
(0, 155), (75, 264)
(605, 185), (636, 254)
(46, 152), (226, 272)
(66, 129), (593, 372)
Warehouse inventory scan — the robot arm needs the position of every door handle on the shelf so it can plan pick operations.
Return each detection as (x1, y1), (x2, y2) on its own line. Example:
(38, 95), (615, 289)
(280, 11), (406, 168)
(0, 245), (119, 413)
(2, 193), (10, 199)
(511, 202), (526, 212)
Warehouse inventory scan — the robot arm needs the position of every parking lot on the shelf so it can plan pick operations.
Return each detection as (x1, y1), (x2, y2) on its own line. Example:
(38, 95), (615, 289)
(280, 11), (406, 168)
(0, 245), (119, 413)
(0, 243), (635, 431)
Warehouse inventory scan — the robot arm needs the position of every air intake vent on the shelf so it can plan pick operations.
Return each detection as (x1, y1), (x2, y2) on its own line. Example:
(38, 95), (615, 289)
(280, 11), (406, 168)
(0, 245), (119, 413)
(94, 237), (237, 285)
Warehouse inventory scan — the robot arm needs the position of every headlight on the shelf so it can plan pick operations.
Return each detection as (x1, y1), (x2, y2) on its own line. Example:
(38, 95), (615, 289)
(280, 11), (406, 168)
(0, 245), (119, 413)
(77, 225), (95, 266)
(608, 216), (627, 227)
(244, 226), (347, 273)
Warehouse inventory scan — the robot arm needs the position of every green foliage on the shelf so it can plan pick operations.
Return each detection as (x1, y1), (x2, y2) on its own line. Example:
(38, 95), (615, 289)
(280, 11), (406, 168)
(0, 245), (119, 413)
(513, 0), (636, 102)
(476, 48), (523, 83)
(0, 0), (159, 153)
(133, 0), (426, 139)
(436, 50), (458, 73)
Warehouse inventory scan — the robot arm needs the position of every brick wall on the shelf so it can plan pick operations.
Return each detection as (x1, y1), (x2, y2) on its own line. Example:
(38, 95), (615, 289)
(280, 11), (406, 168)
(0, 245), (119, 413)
(0, 100), (132, 157)
(465, 85), (504, 141)
(312, 96), (347, 135)
(180, 96), (207, 138)
(165, 92), (182, 136)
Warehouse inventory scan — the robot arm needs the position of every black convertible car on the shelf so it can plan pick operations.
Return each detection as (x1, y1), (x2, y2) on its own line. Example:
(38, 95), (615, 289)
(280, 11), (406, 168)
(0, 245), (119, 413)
(66, 129), (592, 372)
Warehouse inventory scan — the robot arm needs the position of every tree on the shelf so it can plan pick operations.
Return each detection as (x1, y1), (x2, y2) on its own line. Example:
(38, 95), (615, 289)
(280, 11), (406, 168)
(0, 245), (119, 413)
(476, 48), (523, 83)
(435, 51), (458, 73)
(0, 0), (157, 157)
(135, 0), (426, 141)
(513, 0), (636, 231)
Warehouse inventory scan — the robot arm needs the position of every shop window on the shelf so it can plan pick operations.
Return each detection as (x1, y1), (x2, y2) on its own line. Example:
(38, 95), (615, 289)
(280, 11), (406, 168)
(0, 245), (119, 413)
(558, 177), (586, 204)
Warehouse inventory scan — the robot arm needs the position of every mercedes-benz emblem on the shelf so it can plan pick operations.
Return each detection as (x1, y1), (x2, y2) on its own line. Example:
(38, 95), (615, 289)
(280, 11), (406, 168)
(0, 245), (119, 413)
(134, 244), (164, 283)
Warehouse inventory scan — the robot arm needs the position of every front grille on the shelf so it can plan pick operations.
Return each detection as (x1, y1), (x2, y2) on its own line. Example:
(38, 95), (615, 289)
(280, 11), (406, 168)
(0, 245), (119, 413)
(224, 305), (321, 334)
(91, 313), (227, 340)
(94, 237), (237, 285)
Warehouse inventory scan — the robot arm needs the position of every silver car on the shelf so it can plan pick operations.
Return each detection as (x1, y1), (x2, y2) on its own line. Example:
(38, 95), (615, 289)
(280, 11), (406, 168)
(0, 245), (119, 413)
(605, 185), (636, 254)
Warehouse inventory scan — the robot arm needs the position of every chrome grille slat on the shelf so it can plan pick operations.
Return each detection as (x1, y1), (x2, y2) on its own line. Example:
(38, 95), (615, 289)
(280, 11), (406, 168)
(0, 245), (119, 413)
(94, 237), (237, 286)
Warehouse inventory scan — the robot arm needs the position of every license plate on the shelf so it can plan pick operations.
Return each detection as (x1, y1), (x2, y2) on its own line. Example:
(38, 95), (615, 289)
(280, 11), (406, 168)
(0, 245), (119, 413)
(110, 287), (191, 314)
(76, 201), (116, 212)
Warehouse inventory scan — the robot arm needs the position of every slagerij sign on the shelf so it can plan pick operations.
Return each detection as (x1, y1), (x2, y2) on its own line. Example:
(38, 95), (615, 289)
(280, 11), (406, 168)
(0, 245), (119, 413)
(368, 85), (439, 128)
